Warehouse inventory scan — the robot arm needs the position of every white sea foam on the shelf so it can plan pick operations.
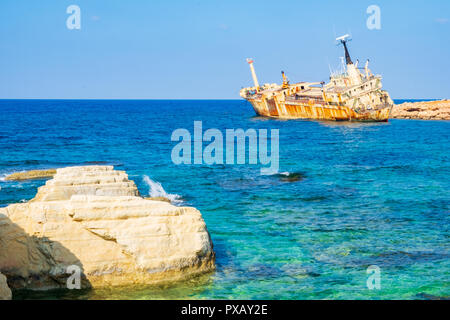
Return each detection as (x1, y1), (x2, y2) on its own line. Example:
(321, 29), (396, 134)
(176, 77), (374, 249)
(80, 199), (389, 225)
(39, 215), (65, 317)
(260, 169), (285, 176)
(143, 175), (183, 204)
(0, 171), (23, 181)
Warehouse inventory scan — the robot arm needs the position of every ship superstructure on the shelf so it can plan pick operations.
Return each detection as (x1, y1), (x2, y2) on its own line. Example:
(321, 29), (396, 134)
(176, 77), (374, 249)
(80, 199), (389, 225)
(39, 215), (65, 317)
(240, 36), (393, 121)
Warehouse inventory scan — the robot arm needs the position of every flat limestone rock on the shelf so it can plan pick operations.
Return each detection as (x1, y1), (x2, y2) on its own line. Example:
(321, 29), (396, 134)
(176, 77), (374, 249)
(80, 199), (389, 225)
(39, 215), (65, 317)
(0, 272), (12, 300)
(5, 169), (57, 181)
(145, 196), (172, 203)
(32, 166), (140, 202)
(0, 166), (215, 290)
(391, 100), (450, 120)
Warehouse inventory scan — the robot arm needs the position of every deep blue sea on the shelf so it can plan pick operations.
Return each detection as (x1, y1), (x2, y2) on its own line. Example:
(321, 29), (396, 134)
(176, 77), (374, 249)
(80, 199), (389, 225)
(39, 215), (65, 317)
(0, 99), (449, 300)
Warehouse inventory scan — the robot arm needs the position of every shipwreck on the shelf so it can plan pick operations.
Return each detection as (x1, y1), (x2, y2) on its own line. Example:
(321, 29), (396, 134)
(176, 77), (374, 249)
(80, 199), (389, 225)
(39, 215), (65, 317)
(240, 35), (393, 121)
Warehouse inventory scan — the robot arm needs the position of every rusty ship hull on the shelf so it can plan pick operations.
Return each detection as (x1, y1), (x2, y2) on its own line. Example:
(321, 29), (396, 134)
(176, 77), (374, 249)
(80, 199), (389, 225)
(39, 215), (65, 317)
(247, 96), (392, 121)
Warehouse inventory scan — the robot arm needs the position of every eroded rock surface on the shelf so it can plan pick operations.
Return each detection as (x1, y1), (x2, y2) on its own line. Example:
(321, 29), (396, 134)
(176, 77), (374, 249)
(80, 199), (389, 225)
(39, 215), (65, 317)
(391, 100), (450, 120)
(0, 166), (214, 290)
(0, 272), (12, 300)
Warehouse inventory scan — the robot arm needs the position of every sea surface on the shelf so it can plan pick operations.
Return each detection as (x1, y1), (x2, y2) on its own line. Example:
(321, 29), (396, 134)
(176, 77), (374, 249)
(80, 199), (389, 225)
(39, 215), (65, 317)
(0, 99), (449, 300)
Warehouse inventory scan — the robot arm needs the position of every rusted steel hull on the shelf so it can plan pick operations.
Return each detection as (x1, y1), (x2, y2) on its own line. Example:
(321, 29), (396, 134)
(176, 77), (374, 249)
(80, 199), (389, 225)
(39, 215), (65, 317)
(248, 98), (392, 122)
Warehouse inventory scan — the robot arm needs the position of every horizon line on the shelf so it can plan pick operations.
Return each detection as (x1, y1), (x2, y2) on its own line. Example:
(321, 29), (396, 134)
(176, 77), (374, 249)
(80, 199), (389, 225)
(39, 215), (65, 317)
(0, 98), (443, 101)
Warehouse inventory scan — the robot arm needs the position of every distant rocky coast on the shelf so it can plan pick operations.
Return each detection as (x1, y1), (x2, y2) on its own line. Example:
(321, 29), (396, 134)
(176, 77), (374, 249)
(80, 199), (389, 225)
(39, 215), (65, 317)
(391, 100), (450, 120)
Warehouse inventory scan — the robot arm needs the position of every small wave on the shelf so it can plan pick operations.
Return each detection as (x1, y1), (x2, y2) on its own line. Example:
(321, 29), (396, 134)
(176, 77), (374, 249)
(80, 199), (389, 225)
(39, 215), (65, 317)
(0, 171), (12, 181)
(143, 175), (183, 204)
(261, 171), (305, 182)
(0, 170), (19, 181)
(259, 169), (280, 176)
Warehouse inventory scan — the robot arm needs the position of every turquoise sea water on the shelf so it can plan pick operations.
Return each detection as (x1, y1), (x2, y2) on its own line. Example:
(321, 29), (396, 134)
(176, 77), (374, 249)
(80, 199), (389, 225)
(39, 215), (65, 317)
(0, 99), (449, 300)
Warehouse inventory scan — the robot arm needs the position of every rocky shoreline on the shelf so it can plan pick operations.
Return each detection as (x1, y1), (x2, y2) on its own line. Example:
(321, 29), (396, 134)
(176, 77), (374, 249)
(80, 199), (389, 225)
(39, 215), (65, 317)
(0, 166), (215, 297)
(391, 100), (450, 120)
(0, 272), (11, 300)
(4, 169), (57, 181)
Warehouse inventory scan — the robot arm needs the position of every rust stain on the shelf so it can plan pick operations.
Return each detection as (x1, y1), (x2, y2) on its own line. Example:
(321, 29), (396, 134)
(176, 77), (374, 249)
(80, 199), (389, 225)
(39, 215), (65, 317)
(250, 99), (391, 121)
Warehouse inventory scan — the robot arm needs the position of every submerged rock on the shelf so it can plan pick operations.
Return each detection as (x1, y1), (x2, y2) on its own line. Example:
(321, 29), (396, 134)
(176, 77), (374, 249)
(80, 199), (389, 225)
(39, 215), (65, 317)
(415, 293), (450, 300)
(5, 169), (57, 181)
(276, 172), (305, 182)
(0, 272), (12, 300)
(391, 100), (450, 120)
(0, 166), (215, 290)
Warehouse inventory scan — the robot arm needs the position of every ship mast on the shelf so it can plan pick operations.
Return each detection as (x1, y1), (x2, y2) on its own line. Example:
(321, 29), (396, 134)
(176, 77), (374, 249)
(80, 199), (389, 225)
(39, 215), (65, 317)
(341, 39), (353, 65)
(336, 34), (353, 64)
(336, 34), (361, 85)
(281, 71), (289, 89)
(246, 58), (260, 92)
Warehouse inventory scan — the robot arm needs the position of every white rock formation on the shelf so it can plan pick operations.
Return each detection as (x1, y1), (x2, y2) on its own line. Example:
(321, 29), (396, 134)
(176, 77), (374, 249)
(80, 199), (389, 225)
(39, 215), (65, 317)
(0, 272), (12, 300)
(0, 166), (214, 290)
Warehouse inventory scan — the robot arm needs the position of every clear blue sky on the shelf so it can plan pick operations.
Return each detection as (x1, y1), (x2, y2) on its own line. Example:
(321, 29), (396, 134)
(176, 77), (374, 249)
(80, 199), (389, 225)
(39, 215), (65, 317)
(0, 0), (449, 99)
